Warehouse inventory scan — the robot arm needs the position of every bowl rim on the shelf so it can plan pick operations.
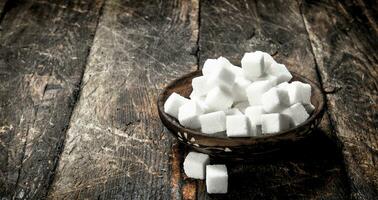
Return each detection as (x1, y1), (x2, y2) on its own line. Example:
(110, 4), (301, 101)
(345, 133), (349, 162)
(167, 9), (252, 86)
(157, 70), (325, 142)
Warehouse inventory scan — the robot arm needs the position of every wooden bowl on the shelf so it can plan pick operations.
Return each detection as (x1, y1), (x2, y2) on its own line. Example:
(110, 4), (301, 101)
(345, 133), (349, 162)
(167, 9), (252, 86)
(157, 70), (325, 159)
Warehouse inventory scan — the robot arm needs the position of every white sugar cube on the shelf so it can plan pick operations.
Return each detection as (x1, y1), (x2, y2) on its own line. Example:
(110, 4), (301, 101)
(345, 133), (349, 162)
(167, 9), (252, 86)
(282, 103), (309, 126)
(242, 52), (265, 80)
(246, 80), (275, 105)
(226, 115), (250, 137)
(199, 111), (226, 134)
(202, 59), (218, 76)
(245, 106), (265, 136)
(304, 103), (315, 114)
(183, 152), (210, 179)
(192, 76), (209, 96)
(207, 66), (236, 91)
(232, 77), (252, 102)
(268, 63), (292, 83)
(206, 165), (228, 194)
(277, 81), (289, 89)
(300, 83), (312, 105)
(256, 51), (276, 69)
(287, 81), (311, 105)
(178, 101), (204, 129)
(189, 91), (205, 101)
(225, 108), (243, 115)
(233, 101), (250, 113)
(164, 92), (190, 119)
(261, 113), (291, 134)
(205, 87), (233, 111)
(261, 87), (289, 113)
(256, 74), (279, 86)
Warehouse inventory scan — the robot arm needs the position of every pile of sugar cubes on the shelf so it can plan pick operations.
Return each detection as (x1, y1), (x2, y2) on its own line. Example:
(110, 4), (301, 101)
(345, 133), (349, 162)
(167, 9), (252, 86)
(164, 51), (315, 136)
(184, 151), (228, 194)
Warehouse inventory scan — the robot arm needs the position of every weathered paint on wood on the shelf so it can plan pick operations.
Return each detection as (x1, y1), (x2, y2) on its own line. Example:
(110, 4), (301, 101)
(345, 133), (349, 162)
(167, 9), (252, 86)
(48, 0), (199, 199)
(300, 0), (378, 199)
(0, 0), (104, 199)
(195, 0), (350, 198)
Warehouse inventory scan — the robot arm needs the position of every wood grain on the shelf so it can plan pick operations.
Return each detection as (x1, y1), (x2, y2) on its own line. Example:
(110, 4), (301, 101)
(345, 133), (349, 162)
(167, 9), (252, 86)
(300, 0), (378, 199)
(195, 0), (350, 198)
(0, 0), (104, 199)
(48, 0), (199, 199)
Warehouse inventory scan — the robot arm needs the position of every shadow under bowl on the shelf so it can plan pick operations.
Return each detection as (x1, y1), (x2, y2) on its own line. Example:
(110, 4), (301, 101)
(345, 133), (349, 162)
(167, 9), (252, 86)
(157, 70), (325, 159)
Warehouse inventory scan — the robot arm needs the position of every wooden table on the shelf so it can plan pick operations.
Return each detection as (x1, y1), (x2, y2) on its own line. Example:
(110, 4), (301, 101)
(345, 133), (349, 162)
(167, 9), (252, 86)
(0, 0), (377, 199)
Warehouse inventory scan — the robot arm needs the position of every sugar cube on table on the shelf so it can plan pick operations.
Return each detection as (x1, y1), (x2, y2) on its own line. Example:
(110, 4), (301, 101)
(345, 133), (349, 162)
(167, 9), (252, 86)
(245, 106), (265, 136)
(268, 63), (292, 84)
(206, 66), (236, 91)
(224, 108), (243, 115)
(287, 81), (312, 105)
(192, 76), (209, 96)
(233, 101), (250, 113)
(206, 165), (228, 194)
(232, 77), (251, 102)
(164, 92), (190, 119)
(199, 111), (226, 134)
(261, 87), (290, 113)
(226, 115), (250, 137)
(282, 103), (309, 126)
(246, 80), (275, 106)
(178, 101), (204, 129)
(205, 87), (233, 111)
(242, 52), (265, 80)
(261, 113), (291, 134)
(183, 152), (210, 180)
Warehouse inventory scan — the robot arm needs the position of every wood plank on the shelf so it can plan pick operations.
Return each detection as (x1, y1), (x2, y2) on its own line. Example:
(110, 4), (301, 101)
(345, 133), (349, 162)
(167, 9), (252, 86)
(48, 0), (199, 199)
(300, 0), (378, 199)
(195, 0), (350, 198)
(0, 0), (104, 199)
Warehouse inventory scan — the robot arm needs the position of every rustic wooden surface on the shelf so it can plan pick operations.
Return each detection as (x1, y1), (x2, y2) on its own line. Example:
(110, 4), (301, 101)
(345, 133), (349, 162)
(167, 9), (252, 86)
(0, 0), (376, 199)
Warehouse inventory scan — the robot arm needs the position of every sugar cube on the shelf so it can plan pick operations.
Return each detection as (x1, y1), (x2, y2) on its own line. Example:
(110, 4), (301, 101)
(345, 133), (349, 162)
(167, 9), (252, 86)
(189, 91), (205, 101)
(304, 103), (315, 114)
(232, 77), (251, 102)
(233, 101), (250, 113)
(199, 111), (226, 134)
(255, 51), (276, 68)
(287, 81), (311, 105)
(268, 63), (292, 83)
(282, 103), (309, 126)
(224, 108), (243, 115)
(246, 80), (275, 105)
(202, 59), (218, 76)
(164, 92), (190, 119)
(207, 66), (236, 91)
(261, 87), (289, 113)
(256, 74), (279, 86)
(242, 52), (265, 80)
(261, 113), (291, 134)
(206, 165), (228, 194)
(178, 101), (204, 129)
(245, 106), (265, 136)
(183, 152), (210, 180)
(226, 115), (250, 137)
(192, 76), (209, 96)
(277, 81), (289, 89)
(205, 87), (233, 111)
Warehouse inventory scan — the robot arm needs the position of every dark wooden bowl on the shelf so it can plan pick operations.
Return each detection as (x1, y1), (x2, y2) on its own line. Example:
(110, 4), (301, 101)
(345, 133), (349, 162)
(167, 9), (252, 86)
(157, 70), (325, 159)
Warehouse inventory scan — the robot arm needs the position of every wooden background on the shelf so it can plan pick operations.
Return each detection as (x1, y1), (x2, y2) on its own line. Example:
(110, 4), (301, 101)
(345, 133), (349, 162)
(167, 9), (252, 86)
(0, 0), (377, 199)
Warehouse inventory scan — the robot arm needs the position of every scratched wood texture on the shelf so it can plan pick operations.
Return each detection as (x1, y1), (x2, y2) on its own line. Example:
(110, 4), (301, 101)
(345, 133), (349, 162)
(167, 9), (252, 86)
(300, 0), (378, 199)
(0, 0), (104, 199)
(0, 0), (376, 199)
(48, 0), (198, 199)
(194, 0), (349, 199)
